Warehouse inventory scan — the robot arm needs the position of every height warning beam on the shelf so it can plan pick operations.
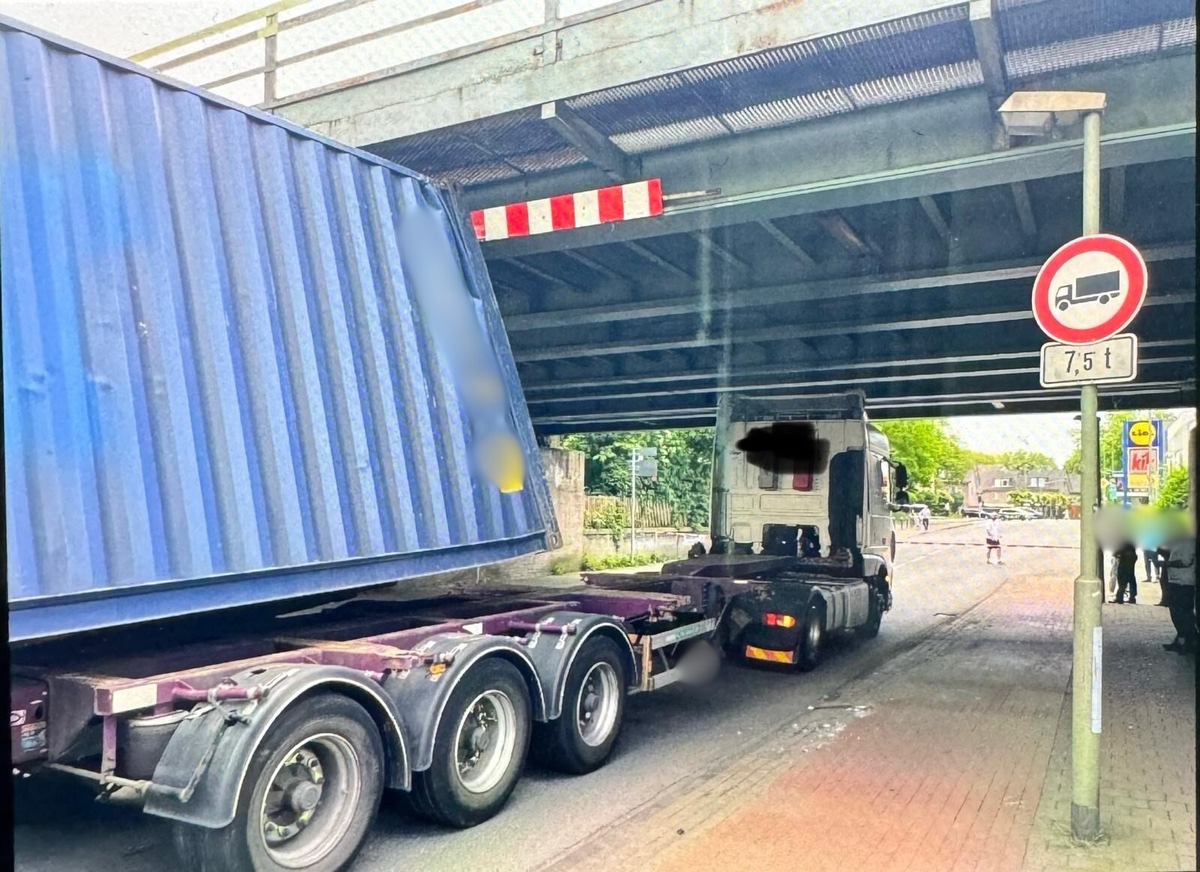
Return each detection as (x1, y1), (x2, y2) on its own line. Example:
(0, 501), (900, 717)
(471, 179), (663, 242)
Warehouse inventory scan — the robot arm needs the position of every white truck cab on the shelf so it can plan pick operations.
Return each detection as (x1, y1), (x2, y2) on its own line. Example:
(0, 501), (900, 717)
(710, 392), (902, 582)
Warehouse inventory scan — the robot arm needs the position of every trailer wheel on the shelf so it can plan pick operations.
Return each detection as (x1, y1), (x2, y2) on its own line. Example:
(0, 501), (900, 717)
(534, 635), (628, 775)
(857, 582), (885, 640)
(174, 694), (384, 872)
(796, 601), (826, 672)
(411, 658), (531, 828)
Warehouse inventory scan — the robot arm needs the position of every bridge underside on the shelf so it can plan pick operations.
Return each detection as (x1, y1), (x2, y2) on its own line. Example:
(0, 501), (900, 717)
(495, 147), (1195, 433)
(296, 1), (1197, 433)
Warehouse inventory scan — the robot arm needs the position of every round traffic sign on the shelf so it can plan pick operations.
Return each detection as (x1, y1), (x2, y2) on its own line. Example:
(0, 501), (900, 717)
(1031, 234), (1148, 345)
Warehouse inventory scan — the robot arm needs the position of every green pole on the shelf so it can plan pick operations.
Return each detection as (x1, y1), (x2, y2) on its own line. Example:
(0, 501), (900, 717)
(710, 393), (734, 545)
(1071, 108), (1104, 843)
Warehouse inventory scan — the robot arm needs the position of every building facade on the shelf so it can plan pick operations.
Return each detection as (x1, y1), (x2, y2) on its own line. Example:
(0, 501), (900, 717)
(1164, 410), (1197, 472)
(965, 465), (1081, 509)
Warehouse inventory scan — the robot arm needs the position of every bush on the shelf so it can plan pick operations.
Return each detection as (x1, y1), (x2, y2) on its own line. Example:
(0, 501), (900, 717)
(549, 553), (583, 575)
(1156, 467), (1189, 510)
(580, 550), (670, 572)
(584, 501), (629, 545)
(1008, 489), (1034, 507)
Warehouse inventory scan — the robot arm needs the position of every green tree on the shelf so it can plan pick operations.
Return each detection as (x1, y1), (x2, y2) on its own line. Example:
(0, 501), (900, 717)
(1099, 411), (1139, 478)
(1008, 489), (1034, 507)
(874, 419), (972, 487)
(1156, 466), (1189, 510)
(561, 428), (714, 529)
(998, 450), (1057, 471)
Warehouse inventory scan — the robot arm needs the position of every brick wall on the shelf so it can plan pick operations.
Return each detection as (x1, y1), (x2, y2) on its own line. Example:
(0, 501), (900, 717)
(539, 447), (586, 558)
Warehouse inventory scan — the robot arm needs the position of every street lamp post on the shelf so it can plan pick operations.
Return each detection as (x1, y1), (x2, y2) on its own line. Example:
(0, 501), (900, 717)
(999, 91), (1107, 843)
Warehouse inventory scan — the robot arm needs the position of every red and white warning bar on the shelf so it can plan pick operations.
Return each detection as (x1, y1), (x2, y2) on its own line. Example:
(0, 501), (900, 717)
(471, 179), (663, 242)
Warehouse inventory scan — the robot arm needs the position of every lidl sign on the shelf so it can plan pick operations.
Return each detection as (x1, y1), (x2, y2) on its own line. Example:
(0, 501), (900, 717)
(1127, 420), (1157, 446)
(1121, 419), (1165, 494)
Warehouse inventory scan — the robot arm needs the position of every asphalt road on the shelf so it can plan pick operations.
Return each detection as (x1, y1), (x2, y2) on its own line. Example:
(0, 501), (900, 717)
(13, 519), (1076, 872)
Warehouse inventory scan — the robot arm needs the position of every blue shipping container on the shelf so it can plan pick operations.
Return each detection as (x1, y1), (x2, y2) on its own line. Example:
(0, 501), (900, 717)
(1, 18), (560, 641)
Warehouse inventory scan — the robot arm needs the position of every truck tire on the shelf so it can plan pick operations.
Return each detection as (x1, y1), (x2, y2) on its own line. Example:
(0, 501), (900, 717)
(533, 635), (628, 775)
(174, 693), (384, 872)
(410, 658), (531, 828)
(796, 601), (826, 672)
(857, 582), (884, 640)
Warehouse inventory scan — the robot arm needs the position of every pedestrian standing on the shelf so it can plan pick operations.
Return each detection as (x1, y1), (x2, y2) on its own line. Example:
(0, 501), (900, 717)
(1156, 544), (1172, 606)
(1112, 542), (1138, 605)
(985, 515), (1003, 565)
(919, 505), (931, 532)
(1162, 536), (1196, 655)
(1143, 546), (1159, 584)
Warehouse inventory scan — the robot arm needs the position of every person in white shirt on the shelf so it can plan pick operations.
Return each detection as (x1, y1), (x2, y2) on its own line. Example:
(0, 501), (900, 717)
(985, 515), (1003, 565)
(918, 505), (931, 531)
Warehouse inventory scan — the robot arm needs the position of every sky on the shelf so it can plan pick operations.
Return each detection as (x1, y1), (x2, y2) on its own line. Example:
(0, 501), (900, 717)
(946, 413), (1079, 466)
(4, 2), (1188, 467)
(946, 408), (1194, 466)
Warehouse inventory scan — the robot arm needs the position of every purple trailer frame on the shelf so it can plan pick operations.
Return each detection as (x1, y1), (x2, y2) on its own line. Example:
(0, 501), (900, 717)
(11, 582), (729, 780)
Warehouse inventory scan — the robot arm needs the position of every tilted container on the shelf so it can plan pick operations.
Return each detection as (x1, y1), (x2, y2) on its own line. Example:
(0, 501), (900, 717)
(1, 17), (559, 641)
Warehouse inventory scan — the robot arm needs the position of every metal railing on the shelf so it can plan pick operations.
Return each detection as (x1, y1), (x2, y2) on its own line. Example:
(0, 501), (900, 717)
(129, 0), (658, 110)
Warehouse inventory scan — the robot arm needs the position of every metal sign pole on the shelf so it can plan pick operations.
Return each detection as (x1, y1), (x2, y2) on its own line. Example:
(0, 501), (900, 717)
(1072, 108), (1104, 843)
(630, 450), (637, 557)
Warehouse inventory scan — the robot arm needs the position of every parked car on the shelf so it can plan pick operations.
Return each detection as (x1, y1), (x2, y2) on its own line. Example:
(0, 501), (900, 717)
(999, 507), (1039, 521)
(960, 505), (988, 518)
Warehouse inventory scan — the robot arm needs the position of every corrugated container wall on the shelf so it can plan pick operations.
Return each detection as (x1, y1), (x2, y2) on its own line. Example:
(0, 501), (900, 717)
(1, 18), (560, 642)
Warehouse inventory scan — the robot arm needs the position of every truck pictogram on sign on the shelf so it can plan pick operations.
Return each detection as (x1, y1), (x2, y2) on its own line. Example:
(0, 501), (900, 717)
(1055, 270), (1120, 311)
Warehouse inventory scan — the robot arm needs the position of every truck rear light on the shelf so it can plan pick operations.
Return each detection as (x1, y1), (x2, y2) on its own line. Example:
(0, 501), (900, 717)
(792, 471), (812, 491)
(764, 613), (796, 628)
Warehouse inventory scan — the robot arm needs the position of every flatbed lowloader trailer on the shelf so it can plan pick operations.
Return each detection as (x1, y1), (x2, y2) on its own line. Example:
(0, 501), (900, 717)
(12, 564), (885, 872)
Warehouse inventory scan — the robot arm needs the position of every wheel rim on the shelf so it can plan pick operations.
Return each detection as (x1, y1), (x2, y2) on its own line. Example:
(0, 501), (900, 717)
(576, 662), (620, 747)
(455, 690), (517, 794)
(257, 733), (362, 869)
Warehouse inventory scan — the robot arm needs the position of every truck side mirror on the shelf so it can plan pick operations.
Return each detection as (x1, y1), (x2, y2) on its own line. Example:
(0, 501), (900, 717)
(894, 463), (908, 489)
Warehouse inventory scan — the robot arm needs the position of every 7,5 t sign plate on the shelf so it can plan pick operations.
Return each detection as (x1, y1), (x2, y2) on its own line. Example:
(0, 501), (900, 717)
(1040, 334), (1138, 388)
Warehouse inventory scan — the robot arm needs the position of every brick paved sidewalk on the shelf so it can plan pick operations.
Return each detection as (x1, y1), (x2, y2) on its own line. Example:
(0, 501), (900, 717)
(1027, 586), (1196, 872)
(544, 568), (1196, 872)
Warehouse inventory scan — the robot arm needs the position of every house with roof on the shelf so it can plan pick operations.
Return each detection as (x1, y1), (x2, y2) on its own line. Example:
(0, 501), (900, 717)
(965, 465), (1080, 509)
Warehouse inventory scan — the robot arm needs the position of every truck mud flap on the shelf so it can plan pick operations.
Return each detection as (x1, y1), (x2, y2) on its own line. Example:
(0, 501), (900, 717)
(143, 664), (410, 828)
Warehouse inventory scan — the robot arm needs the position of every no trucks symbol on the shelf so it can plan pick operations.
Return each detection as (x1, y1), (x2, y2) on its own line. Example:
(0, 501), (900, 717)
(1031, 234), (1148, 345)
